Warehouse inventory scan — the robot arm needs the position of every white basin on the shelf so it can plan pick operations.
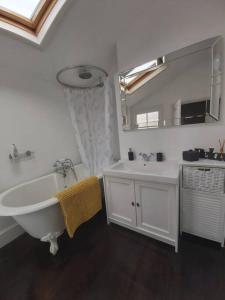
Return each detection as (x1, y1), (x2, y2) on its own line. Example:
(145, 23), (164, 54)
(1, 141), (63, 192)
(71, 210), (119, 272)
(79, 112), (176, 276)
(104, 160), (179, 184)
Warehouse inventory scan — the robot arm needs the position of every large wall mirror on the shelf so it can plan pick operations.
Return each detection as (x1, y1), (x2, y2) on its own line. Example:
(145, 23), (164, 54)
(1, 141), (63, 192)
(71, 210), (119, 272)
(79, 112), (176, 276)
(119, 36), (223, 131)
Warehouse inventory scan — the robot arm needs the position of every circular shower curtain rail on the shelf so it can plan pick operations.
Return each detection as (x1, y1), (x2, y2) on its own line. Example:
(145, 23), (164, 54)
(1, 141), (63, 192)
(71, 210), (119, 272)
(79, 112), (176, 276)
(56, 65), (108, 89)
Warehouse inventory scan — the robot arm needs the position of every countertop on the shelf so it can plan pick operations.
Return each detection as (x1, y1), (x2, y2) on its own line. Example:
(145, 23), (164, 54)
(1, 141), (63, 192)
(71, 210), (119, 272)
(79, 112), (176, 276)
(181, 159), (225, 168)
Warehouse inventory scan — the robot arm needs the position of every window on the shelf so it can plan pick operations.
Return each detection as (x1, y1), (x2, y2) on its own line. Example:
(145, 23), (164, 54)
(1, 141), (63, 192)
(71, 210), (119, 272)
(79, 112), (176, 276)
(127, 60), (161, 77)
(0, 1), (41, 19)
(0, 0), (57, 35)
(136, 111), (159, 128)
(120, 57), (167, 95)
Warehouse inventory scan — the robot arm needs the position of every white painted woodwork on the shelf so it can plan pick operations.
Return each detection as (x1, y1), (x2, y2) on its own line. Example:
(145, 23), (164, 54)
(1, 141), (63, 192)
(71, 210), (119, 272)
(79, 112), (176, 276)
(135, 181), (177, 242)
(181, 165), (225, 246)
(104, 177), (136, 226)
(104, 176), (178, 251)
(182, 189), (225, 245)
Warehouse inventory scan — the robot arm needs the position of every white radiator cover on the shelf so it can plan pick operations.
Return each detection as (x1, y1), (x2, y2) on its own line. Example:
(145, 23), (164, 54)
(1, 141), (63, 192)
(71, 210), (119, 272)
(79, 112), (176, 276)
(182, 189), (225, 244)
(181, 165), (225, 245)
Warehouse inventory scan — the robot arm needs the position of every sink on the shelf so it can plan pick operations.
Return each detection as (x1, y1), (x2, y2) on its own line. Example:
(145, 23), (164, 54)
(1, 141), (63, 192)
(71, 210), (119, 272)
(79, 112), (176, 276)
(104, 160), (179, 184)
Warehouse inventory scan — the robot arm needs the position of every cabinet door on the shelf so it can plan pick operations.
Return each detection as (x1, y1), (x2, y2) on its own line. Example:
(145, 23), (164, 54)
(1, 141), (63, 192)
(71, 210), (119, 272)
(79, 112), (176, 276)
(135, 181), (177, 240)
(182, 189), (225, 244)
(104, 177), (136, 227)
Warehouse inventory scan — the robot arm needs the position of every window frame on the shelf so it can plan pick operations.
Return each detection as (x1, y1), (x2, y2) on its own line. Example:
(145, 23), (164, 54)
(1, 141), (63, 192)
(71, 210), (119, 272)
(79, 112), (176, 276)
(0, 0), (57, 35)
(136, 111), (159, 129)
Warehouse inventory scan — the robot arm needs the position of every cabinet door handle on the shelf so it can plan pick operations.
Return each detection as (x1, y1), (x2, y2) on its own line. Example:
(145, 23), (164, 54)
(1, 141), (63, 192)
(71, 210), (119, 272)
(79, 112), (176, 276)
(137, 203), (140, 207)
(131, 202), (135, 206)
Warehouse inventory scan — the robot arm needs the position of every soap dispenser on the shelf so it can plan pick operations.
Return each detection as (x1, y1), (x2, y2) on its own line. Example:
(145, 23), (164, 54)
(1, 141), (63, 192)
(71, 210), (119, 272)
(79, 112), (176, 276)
(128, 148), (134, 161)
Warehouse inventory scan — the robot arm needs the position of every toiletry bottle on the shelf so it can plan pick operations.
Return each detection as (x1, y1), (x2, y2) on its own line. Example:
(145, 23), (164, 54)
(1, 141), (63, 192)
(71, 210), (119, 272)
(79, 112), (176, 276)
(128, 148), (134, 161)
(157, 152), (163, 161)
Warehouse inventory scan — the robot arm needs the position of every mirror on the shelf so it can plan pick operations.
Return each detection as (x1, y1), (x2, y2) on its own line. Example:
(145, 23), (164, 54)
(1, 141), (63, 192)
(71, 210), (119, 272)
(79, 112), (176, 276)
(119, 36), (223, 131)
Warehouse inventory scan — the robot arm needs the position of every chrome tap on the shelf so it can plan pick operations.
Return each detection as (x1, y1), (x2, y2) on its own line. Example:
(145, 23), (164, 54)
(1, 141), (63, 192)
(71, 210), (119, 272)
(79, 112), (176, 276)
(9, 144), (34, 160)
(53, 160), (66, 177)
(12, 144), (19, 158)
(53, 158), (77, 180)
(139, 152), (154, 161)
(64, 158), (78, 181)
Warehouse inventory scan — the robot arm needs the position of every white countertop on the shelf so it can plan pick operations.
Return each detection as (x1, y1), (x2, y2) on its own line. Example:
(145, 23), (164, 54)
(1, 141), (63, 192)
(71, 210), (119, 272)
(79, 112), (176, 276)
(181, 159), (225, 168)
(103, 159), (225, 185)
(104, 160), (179, 184)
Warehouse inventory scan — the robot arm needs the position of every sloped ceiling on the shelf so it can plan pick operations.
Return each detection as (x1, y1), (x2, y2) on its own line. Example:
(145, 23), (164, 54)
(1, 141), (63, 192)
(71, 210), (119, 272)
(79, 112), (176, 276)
(0, 0), (225, 83)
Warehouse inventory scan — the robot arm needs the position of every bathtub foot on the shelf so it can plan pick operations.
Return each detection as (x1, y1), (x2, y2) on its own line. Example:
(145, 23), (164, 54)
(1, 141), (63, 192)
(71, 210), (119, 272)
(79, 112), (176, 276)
(41, 232), (62, 255)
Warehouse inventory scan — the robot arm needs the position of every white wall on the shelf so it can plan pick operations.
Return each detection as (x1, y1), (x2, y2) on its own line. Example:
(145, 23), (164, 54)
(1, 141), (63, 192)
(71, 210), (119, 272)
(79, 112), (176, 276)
(0, 68), (80, 246)
(115, 0), (225, 161)
(116, 1), (225, 72)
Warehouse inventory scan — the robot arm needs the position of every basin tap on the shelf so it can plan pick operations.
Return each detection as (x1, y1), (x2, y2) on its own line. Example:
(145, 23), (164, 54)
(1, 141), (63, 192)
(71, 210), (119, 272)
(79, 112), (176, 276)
(139, 152), (154, 161)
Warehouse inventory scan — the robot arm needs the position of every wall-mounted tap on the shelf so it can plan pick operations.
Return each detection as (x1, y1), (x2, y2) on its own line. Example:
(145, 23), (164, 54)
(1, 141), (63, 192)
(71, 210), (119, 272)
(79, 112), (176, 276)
(9, 144), (34, 160)
(10, 144), (18, 159)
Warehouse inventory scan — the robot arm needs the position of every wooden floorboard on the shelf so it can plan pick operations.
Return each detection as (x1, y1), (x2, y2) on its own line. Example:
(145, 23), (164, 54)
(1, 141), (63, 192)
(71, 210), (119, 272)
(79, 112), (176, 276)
(0, 211), (224, 300)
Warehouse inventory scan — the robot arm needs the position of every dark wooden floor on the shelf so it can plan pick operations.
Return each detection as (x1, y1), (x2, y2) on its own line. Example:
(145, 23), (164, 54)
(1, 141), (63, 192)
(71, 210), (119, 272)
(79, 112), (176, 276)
(0, 212), (225, 300)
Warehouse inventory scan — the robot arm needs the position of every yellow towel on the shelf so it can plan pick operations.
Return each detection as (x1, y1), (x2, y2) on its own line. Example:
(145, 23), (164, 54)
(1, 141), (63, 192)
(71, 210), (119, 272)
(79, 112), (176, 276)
(56, 176), (102, 238)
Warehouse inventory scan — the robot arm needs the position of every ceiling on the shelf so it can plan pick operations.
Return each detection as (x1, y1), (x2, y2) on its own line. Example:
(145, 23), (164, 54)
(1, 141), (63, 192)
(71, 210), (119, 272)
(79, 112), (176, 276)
(0, 0), (225, 85)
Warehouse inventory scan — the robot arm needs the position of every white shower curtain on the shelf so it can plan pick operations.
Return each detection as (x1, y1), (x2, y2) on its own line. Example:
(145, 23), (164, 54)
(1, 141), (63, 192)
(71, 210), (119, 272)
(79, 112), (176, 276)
(65, 79), (115, 176)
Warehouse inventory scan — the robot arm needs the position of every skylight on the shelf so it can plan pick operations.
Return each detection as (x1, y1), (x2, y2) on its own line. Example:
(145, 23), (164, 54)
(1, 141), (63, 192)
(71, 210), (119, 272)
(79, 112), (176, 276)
(120, 56), (167, 95)
(120, 64), (167, 95)
(127, 57), (166, 77)
(0, 0), (67, 45)
(127, 60), (158, 77)
(0, 0), (41, 19)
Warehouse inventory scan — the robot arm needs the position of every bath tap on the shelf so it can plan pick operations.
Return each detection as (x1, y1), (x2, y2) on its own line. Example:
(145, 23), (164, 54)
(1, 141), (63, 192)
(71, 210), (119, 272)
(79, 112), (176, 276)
(53, 160), (67, 177)
(53, 159), (78, 181)
(64, 158), (78, 181)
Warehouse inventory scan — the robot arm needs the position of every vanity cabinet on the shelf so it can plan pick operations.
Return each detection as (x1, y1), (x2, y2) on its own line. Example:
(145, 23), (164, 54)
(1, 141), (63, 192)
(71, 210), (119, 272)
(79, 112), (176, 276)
(104, 176), (179, 252)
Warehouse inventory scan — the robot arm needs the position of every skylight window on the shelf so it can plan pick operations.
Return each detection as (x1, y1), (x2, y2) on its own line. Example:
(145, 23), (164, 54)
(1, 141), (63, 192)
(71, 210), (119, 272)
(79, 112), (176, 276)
(120, 56), (167, 95)
(127, 57), (166, 77)
(120, 64), (167, 95)
(127, 60), (158, 77)
(0, 0), (66, 45)
(0, 0), (41, 19)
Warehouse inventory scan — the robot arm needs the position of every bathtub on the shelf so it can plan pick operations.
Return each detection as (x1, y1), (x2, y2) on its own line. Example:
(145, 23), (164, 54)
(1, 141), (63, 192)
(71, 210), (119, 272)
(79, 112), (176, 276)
(0, 164), (89, 255)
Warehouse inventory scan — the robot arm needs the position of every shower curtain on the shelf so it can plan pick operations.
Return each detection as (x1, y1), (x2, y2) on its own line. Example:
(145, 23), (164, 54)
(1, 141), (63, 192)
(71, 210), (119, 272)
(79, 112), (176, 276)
(65, 79), (115, 176)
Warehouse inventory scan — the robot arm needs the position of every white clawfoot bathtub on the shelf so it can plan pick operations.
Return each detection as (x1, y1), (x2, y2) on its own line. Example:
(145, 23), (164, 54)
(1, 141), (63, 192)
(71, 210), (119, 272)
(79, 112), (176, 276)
(0, 165), (88, 255)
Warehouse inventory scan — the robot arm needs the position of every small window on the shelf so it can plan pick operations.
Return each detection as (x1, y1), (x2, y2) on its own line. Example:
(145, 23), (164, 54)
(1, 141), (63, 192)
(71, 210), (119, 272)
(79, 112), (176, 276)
(0, 0), (57, 36)
(0, 0), (41, 19)
(136, 111), (159, 128)
(120, 57), (167, 95)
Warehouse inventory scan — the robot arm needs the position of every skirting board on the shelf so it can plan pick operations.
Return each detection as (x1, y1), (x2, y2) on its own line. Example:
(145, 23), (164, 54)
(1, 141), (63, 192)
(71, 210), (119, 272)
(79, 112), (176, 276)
(0, 223), (24, 248)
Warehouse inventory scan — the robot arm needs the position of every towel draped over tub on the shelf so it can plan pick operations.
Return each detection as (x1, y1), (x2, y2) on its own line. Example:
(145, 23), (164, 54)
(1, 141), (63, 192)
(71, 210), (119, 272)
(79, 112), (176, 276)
(56, 176), (102, 238)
